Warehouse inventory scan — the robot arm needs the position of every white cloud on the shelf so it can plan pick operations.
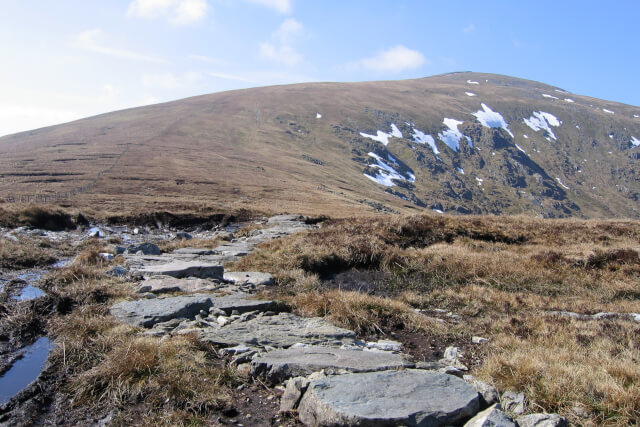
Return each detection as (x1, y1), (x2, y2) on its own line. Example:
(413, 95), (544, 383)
(208, 72), (258, 84)
(0, 105), (81, 137)
(141, 71), (203, 89)
(273, 18), (302, 43)
(74, 29), (165, 63)
(189, 54), (229, 65)
(244, 0), (291, 13)
(259, 42), (302, 66)
(126, 0), (208, 25)
(356, 45), (427, 73)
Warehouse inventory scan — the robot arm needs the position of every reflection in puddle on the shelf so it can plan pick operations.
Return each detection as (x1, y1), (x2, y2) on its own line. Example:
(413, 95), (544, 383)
(0, 337), (53, 405)
(13, 285), (46, 301)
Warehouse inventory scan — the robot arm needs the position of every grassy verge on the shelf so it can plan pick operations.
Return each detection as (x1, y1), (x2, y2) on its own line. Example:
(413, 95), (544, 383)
(232, 213), (640, 425)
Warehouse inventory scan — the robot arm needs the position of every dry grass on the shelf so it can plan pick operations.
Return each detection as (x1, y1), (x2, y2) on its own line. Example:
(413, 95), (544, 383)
(0, 238), (56, 268)
(234, 213), (640, 425)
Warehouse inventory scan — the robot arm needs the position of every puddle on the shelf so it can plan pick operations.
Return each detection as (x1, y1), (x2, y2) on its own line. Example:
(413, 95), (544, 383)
(13, 272), (46, 301)
(0, 337), (53, 405)
(52, 259), (70, 268)
(13, 285), (46, 301)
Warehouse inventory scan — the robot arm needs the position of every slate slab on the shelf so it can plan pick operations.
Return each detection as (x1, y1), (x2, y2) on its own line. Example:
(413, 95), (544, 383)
(298, 369), (480, 426)
(251, 346), (414, 383)
(110, 294), (215, 328)
(200, 313), (356, 349)
(139, 260), (224, 279)
(224, 271), (274, 286)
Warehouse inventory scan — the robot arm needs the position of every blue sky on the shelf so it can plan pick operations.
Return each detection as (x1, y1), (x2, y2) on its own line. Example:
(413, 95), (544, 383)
(1, 0), (638, 136)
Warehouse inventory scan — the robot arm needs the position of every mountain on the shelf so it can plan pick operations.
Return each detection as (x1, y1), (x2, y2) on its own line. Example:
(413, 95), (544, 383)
(1, 72), (639, 218)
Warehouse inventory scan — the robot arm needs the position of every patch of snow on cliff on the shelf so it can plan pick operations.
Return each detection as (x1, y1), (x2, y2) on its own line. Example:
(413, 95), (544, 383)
(564, 98), (575, 103)
(556, 178), (570, 190)
(542, 94), (559, 100)
(631, 136), (640, 147)
(467, 80), (479, 85)
(360, 123), (402, 146)
(364, 152), (413, 187)
(524, 111), (561, 140)
(465, 92), (476, 97)
(472, 103), (514, 137)
(516, 144), (526, 153)
(411, 128), (440, 155)
(457, 167), (465, 174)
(603, 108), (615, 114)
(438, 118), (472, 151)
(316, 113), (322, 119)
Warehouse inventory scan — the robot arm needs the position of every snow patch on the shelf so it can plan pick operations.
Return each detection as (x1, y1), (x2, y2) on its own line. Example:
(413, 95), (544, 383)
(476, 177), (484, 185)
(456, 167), (465, 174)
(411, 128), (439, 155)
(631, 136), (640, 147)
(433, 209), (444, 214)
(609, 133), (614, 140)
(634, 114), (639, 118)
(360, 123), (403, 146)
(523, 134), (529, 139)
(556, 178), (570, 190)
(564, 98), (575, 103)
(603, 108), (615, 114)
(467, 80), (479, 85)
(515, 144), (526, 153)
(465, 92), (477, 97)
(316, 113), (322, 119)
(542, 94), (559, 100)
(472, 103), (514, 137)
(438, 118), (472, 151)
(364, 152), (414, 187)
(523, 111), (561, 140)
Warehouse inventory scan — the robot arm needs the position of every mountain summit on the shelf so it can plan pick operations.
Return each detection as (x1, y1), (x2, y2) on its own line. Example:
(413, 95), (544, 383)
(1, 72), (639, 218)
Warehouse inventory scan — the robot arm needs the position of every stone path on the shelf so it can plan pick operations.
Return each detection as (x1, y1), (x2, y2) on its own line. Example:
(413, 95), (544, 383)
(108, 214), (566, 426)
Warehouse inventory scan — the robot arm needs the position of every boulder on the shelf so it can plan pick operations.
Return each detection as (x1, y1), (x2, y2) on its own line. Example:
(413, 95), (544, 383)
(200, 312), (356, 349)
(110, 294), (215, 328)
(224, 271), (274, 286)
(501, 391), (526, 415)
(251, 346), (414, 383)
(280, 376), (310, 412)
(464, 404), (515, 427)
(298, 370), (480, 426)
(516, 413), (568, 427)
(126, 242), (161, 255)
(139, 260), (224, 279)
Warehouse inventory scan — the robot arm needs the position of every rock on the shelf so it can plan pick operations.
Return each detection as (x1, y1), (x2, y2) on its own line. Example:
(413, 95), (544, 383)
(516, 413), (568, 427)
(213, 293), (281, 315)
(88, 227), (106, 238)
(200, 312), (356, 349)
(441, 346), (468, 370)
(173, 247), (218, 255)
(114, 245), (126, 255)
(137, 276), (222, 294)
(126, 242), (161, 255)
(110, 294), (215, 328)
(501, 391), (526, 415)
(298, 370), (480, 427)
(99, 253), (114, 261)
(251, 346), (414, 383)
(471, 380), (500, 407)
(217, 316), (230, 326)
(365, 339), (402, 352)
(224, 271), (274, 286)
(464, 404), (516, 427)
(439, 366), (465, 377)
(280, 376), (310, 412)
(106, 266), (127, 277)
(139, 260), (224, 279)
(415, 361), (448, 370)
(175, 232), (192, 240)
(220, 345), (252, 356)
(472, 336), (489, 344)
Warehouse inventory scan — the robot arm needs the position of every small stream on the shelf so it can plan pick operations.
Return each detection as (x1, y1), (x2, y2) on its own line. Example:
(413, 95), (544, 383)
(0, 337), (53, 405)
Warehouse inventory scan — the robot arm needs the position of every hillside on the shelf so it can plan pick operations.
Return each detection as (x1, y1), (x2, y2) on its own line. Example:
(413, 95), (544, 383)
(1, 72), (639, 218)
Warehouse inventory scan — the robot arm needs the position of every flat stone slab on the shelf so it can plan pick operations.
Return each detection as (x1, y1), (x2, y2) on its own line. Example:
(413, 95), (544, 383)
(298, 370), (480, 427)
(200, 313), (356, 349)
(137, 276), (223, 294)
(139, 260), (224, 279)
(224, 271), (274, 286)
(251, 346), (414, 383)
(173, 248), (218, 255)
(110, 294), (215, 328)
(214, 293), (280, 315)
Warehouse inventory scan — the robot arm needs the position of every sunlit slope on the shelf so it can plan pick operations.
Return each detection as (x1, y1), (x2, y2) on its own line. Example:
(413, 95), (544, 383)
(1, 72), (639, 218)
